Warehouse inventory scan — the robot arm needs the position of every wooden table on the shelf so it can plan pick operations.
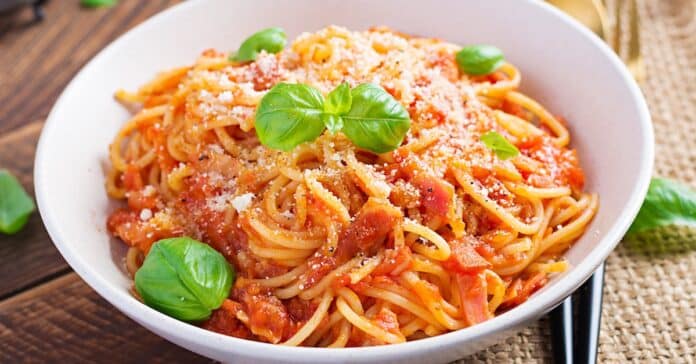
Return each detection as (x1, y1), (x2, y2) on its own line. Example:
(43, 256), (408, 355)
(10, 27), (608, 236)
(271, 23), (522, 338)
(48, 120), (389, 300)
(0, 1), (211, 362)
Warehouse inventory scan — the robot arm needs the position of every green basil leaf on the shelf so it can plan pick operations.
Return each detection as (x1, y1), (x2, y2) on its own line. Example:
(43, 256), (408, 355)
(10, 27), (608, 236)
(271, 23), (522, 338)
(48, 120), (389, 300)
(341, 83), (410, 153)
(323, 82), (352, 133)
(230, 27), (286, 62)
(135, 237), (234, 322)
(624, 225), (696, 255)
(627, 178), (696, 235)
(0, 170), (35, 234)
(255, 83), (327, 151)
(455, 45), (505, 75)
(322, 114), (344, 134)
(480, 131), (519, 160)
(80, 0), (118, 8)
(324, 82), (352, 115)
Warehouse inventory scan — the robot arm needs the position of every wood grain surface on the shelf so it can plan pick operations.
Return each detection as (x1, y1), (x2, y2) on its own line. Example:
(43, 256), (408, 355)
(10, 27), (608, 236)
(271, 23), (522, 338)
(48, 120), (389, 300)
(0, 121), (69, 298)
(0, 1), (214, 362)
(0, 273), (209, 363)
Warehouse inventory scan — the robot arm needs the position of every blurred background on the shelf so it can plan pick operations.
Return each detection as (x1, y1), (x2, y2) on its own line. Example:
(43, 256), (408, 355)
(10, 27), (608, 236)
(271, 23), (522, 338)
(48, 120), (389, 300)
(0, 1), (695, 362)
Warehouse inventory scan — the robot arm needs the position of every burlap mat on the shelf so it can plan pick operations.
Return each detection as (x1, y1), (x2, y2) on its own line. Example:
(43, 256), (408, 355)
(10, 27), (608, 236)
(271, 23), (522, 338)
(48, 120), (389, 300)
(459, 1), (696, 362)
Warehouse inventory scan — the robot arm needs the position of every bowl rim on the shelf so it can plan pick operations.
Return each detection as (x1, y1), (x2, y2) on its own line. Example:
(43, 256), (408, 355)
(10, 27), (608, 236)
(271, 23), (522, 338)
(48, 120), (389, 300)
(34, 0), (654, 361)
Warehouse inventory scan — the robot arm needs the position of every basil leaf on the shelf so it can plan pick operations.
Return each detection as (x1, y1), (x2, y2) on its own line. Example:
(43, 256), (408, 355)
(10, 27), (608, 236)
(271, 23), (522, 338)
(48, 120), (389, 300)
(135, 237), (234, 322)
(255, 83), (327, 151)
(323, 82), (351, 133)
(624, 226), (696, 255)
(325, 82), (352, 115)
(627, 178), (696, 235)
(480, 131), (519, 160)
(456, 45), (505, 75)
(322, 114), (344, 134)
(230, 27), (286, 62)
(80, 0), (118, 8)
(341, 83), (410, 153)
(0, 170), (35, 234)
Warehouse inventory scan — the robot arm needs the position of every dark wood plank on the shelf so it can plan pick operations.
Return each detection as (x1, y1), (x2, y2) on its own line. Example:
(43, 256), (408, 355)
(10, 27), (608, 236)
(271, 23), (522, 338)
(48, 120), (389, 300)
(0, 273), (211, 363)
(0, 0), (181, 135)
(0, 120), (70, 298)
(0, 1), (186, 296)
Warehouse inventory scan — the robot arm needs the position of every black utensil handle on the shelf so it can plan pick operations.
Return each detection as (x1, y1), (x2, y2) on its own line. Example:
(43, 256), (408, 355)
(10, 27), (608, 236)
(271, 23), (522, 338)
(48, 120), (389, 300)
(550, 296), (574, 364)
(574, 262), (606, 364)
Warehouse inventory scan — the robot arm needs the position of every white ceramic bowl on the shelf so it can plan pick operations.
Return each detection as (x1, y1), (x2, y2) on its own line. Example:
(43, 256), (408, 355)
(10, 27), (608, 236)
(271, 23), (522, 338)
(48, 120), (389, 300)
(34, 0), (653, 363)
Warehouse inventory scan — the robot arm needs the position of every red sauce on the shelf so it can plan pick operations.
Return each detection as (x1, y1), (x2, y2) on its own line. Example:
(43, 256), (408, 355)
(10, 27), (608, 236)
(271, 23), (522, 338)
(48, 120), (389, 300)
(501, 272), (548, 308)
(374, 307), (401, 337)
(347, 307), (402, 346)
(233, 283), (291, 344)
(106, 208), (178, 253)
(297, 199), (402, 289)
(299, 254), (337, 289)
(247, 56), (283, 91)
(201, 299), (254, 339)
(518, 135), (585, 192)
(372, 246), (413, 277)
(428, 50), (459, 82)
(286, 297), (318, 323)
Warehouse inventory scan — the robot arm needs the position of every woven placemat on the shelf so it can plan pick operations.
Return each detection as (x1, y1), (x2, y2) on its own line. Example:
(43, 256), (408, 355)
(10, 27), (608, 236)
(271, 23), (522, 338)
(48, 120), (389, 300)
(460, 0), (696, 362)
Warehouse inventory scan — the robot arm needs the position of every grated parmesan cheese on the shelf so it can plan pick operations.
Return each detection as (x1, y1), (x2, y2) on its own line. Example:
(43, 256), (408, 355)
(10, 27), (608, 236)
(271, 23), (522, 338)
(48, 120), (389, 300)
(217, 90), (233, 103)
(231, 193), (255, 213)
(280, 210), (295, 219)
(142, 185), (156, 197)
(206, 194), (230, 212)
(139, 208), (152, 221)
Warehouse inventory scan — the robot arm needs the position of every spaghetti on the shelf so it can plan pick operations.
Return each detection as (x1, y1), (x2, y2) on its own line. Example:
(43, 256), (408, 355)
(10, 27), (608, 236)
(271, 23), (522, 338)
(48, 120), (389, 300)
(106, 26), (598, 346)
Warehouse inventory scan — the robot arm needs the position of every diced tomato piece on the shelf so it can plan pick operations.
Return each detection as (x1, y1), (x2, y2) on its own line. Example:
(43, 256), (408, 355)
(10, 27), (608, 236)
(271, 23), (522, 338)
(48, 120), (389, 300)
(566, 165), (585, 192)
(443, 236), (491, 274)
(517, 134), (544, 150)
(302, 199), (402, 289)
(411, 174), (453, 223)
(470, 165), (491, 181)
(233, 283), (291, 344)
(127, 189), (158, 211)
(372, 246), (413, 276)
(299, 254), (336, 289)
(334, 198), (402, 262)
(503, 272), (548, 307)
(107, 209), (159, 253)
(456, 273), (491, 326)
(331, 273), (351, 290)
(201, 299), (254, 339)
(121, 165), (143, 191)
(286, 297), (317, 323)
(501, 99), (528, 120)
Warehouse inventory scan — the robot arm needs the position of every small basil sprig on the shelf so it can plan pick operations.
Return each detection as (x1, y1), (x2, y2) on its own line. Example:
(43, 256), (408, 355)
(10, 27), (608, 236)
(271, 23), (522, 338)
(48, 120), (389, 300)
(0, 170), (35, 234)
(255, 82), (410, 153)
(323, 82), (352, 133)
(80, 0), (118, 8)
(456, 45), (505, 75)
(480, 131), (519, 160)
(230, 28), (286, 62)
(135, 237), (235, 322)
(627, 178), (696, 235)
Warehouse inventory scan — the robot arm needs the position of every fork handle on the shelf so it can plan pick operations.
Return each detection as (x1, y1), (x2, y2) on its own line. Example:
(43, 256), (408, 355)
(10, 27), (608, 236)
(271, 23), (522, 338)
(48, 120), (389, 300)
(550, 296), (574, 364)
(574, 262), (606, 364)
